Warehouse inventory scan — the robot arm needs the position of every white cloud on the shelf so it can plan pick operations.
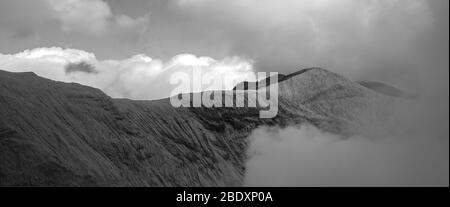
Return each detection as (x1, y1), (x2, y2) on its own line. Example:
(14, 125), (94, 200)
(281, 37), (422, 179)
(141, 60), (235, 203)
(14, 47), (96, 64)
(46, 0), (148, 35)
(0, 47), (257, 100)
(245, 124), (449, 187)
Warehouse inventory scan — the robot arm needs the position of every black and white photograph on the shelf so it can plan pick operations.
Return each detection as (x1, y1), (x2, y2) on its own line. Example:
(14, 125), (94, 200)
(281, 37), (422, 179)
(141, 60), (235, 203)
(0, 0), (448, 200)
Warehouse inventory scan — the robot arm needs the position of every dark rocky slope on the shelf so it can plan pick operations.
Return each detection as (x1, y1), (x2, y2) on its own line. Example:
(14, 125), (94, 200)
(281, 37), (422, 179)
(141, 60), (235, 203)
(0, 68), (397, 186)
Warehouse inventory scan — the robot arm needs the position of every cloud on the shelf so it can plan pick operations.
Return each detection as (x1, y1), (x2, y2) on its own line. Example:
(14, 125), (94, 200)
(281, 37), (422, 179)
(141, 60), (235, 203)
(46, 0), (148, 35)
(65, 61), (97, 74)
(244, 124), (449, 187)
(244, 95), (449, 187)
(0, 0), (51, 42)
(0, 47), (257, 100)
(0, 0), (148, 39)
(13, 47), (97, 63)
(172, 0), (437, 89)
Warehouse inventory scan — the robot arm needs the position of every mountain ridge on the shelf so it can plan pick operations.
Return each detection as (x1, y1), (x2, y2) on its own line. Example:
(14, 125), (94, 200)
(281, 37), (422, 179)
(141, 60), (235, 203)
(233, 67), (407, 99)
(0, 68), (397, 186)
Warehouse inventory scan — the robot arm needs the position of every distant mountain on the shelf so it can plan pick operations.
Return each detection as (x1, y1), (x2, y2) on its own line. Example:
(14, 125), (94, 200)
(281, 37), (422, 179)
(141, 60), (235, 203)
(358, 81), (418, 99)
(0, 68), (398, 186)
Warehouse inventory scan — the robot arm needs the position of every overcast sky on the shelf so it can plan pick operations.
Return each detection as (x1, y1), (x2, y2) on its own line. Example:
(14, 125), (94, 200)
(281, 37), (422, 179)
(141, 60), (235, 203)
(0, 0), (448, 100)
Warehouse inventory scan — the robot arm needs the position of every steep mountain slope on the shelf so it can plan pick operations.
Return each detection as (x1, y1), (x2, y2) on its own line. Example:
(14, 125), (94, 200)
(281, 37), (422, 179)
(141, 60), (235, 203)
(0, 68), (396, 186)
